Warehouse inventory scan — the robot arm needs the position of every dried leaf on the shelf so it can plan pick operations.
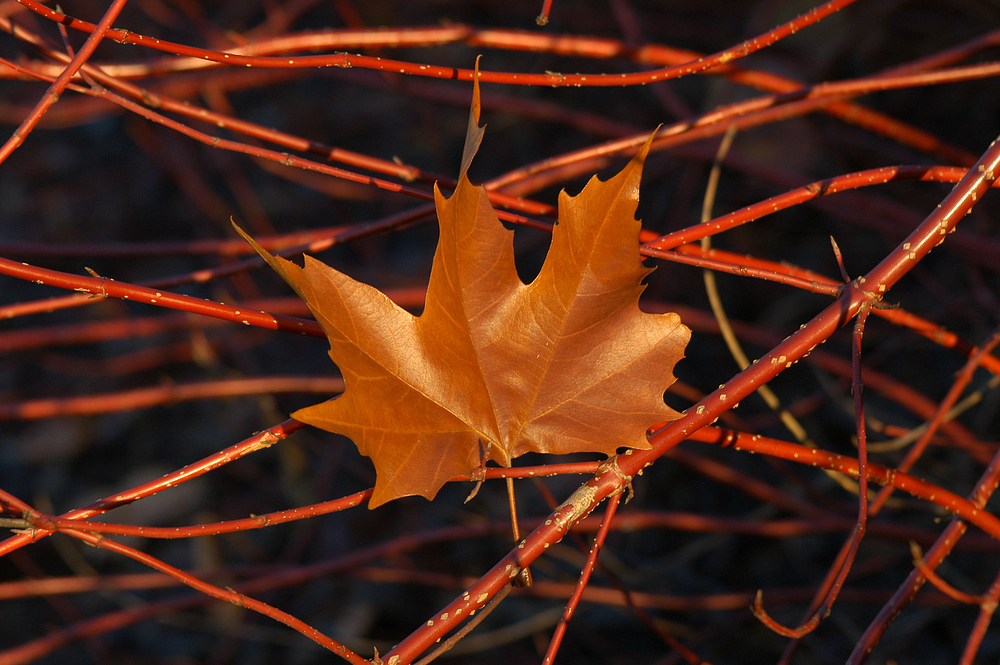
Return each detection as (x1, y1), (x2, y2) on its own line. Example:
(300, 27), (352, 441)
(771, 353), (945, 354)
(237, 138), (689, 508)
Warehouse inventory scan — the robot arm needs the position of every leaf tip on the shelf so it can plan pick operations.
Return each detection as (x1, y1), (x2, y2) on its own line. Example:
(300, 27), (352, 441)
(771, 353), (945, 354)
(459, 56), (486, 180)
(630, 125), (660, 171)
(232, 220), (308, 302)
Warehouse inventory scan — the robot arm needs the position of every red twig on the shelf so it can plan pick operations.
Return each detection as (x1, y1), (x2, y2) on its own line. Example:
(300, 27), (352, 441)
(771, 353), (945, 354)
(0, 256), (323, 334)
(0, 376), (345, 420)
(647, 165), (1000, 252)
(58, 528), (369, 664)
(847, 440), (1000, 663)
(0, 0), (129, 165)
(751, 305), (873, 637)
(0, 418), (303, 557)
(908, 542), (983, 606)
(684, 427), (1000, 540)
(869, 324), (1000, 514)
(541, 491), (621, 664)
(959, 570), (1000, 665)
(16, 0), (862, 85)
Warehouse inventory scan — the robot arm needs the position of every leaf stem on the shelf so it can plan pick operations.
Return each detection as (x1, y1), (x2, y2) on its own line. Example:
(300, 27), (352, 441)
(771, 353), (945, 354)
(506, 472), (533, 587)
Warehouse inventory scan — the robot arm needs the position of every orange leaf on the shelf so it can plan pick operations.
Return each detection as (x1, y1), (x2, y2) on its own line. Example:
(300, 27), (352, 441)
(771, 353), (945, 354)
(236, 137), (689, 508)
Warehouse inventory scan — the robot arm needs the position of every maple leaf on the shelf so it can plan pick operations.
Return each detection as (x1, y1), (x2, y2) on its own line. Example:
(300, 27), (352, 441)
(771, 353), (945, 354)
(237, 142), (690, 509)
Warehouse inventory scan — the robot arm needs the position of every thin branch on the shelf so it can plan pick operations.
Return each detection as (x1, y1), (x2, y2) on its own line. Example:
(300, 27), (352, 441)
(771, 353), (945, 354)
(542, 492), (621, 664)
